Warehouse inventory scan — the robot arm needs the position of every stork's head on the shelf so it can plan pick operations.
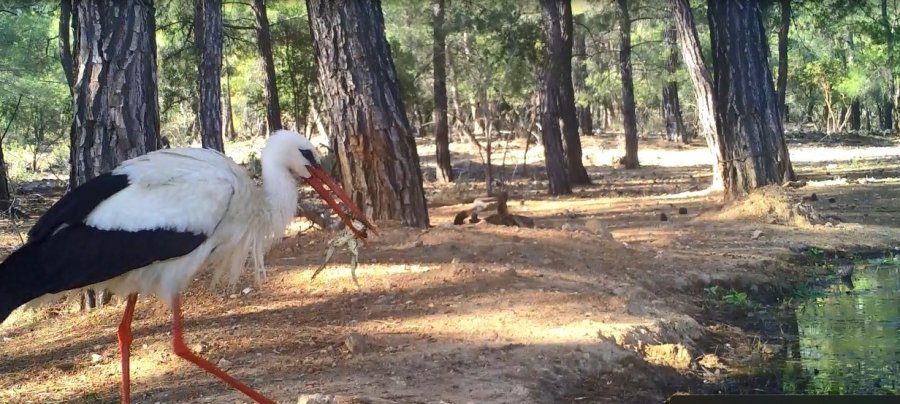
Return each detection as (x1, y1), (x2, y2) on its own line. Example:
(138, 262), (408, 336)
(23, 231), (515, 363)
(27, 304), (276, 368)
(263, 130), (375, 239)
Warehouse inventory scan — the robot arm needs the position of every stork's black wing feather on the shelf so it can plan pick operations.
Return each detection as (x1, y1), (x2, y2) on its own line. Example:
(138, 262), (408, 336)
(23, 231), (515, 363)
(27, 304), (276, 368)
(27, 173), (131, 242)
(36, 225), (207, 294)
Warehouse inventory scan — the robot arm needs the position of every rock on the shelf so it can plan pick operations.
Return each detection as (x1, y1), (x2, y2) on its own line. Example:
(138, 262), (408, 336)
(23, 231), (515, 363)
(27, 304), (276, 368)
(678, 207), (688, 215)
(659, 213), (668, 222)
(451, 257), (460, 265)
(217, 358), (232, 368)
(828, 197), (836, 203)
(192, 343), (207, 354)
(584, 219), (615, 241)
(90, 353), (103, 364)
(298, 394), (336, 404)
(344, 332), (374, 355)
(698, 353), (724, 369)
(241, 287), (253, 295)
(561, 223), (578, 232)
(643, 344), (693, 370)
(750, 230), (764, 240)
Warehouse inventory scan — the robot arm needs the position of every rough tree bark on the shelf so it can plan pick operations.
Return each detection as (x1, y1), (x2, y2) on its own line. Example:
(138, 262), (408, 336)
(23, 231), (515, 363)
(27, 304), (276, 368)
(707, 0), (795, 199)
(573, 20), (592, 137)
(71, 0), (161, 309)
(662, 21), (688, 143)
(306, 0), (429, 227)
(538, 0), (573, 195)
(252, 0), (283, 132)
(616, 0), (639, 169)
(432, 0), (453, 183)
(668, 0), (724, 188)
(553, 0), (590, 184)
(776, 0), (790, 121)
(195, 0), (225, 151)
(72, 0), (160, 186)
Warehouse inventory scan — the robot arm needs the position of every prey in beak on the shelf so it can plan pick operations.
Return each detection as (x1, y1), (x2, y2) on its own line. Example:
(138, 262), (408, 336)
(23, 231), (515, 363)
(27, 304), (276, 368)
(302, 166), (377, 239)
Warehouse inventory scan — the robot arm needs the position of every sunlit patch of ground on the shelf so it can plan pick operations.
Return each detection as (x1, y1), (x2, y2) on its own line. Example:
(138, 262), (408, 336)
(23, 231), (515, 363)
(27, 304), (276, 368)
(1, 133), (899, 403)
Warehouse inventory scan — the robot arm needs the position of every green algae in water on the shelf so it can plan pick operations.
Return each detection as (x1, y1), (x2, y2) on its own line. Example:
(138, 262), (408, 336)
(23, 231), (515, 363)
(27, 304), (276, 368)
(782, 258), (900, 394)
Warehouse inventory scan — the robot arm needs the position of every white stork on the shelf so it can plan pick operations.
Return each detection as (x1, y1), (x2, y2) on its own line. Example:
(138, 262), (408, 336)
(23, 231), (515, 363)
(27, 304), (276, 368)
(0, 130), (374, 404)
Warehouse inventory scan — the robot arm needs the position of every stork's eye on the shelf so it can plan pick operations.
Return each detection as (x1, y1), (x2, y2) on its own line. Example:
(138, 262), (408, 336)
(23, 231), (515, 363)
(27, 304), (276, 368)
(299, 148), (320, 168)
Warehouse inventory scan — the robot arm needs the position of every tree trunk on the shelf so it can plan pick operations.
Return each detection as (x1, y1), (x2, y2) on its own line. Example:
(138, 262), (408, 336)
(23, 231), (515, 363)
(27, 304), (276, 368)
(306, 0), (429, 227)
(776, 0), (790, 121)
(195, 0), (225, 151)
(72, 0), (160, 186)
(432, 0), (453, 183)
(573, 20), (592, 137)
(668, 0), (724, 188)
(72, 0), (160, 310)
(252, 0), (283, 132)
(616, 0), (639, 169)
(538, 0), (573, 195)
(223, 59), (238, 139)
(707, 0), (795, 199)
(59, 0), (77, 189)
(662, 21), (688, 143)
(0, 95), (22, 214)
(881, 0), (896, 131)
(552, 1), (591, 185)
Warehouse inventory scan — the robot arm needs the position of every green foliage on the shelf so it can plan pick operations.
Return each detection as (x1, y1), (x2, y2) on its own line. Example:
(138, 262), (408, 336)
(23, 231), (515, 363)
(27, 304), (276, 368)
(722, 289), (751, 307)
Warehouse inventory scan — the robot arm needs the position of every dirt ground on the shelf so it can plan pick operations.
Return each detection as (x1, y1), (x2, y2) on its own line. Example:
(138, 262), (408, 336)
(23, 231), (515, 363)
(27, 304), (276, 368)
(1, 133), (899, 403)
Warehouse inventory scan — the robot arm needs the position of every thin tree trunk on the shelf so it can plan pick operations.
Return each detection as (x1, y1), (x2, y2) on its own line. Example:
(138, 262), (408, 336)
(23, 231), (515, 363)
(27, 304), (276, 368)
(776, 0), (790, 121)
(668, 0), (724, 188)
(539, 0), (572, 195)
(252, 0), (283, 132)
(196, 0), (224, 151)
(59, 0), (77, 189)
(306, 0), (429, 227)
(223, 59), (237, 140)
(0, 95), (22, 214)
(616, 0), (639, 169)
(553, 0), (590, 185)
(432, 0), (453, 183)
(573, 19), (592, 137)
(662, 21), (688, 143)
(708, 0), (795, 199)
(881, 0), (896, 131)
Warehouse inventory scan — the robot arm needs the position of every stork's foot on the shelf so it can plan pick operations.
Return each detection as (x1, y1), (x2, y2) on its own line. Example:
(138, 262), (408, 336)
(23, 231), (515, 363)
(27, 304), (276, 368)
(170, 296), (275, 404)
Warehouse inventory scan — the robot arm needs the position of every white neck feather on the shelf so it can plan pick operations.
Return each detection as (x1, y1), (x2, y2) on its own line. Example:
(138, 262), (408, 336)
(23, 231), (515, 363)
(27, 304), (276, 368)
(261, 161), (298, 240)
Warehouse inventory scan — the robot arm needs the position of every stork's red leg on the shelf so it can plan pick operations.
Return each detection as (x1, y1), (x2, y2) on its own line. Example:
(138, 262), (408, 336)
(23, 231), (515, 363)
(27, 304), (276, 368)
(117, 293), (138, 404)
(170, 296), (275, 404)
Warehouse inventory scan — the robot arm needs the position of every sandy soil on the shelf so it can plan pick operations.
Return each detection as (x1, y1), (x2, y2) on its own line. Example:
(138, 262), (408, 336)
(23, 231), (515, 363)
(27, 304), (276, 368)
(1, 134), (898, 403)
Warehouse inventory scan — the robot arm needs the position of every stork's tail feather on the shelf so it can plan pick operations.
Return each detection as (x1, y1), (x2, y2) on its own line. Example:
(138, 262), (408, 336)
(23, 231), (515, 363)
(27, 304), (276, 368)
(0, 243), (50, 324)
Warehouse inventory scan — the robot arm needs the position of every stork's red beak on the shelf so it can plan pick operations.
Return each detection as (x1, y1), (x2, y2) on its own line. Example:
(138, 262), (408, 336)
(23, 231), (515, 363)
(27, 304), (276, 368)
(303, 167), (376, 239)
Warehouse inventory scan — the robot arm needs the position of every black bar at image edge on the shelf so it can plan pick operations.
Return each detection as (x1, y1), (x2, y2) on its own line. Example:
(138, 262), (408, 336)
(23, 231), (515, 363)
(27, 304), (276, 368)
(667, 395), (898, 404)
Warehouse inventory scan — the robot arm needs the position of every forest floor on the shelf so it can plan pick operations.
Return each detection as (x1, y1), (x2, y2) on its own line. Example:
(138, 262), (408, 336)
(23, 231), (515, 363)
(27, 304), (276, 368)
(1, 132), (899, 403)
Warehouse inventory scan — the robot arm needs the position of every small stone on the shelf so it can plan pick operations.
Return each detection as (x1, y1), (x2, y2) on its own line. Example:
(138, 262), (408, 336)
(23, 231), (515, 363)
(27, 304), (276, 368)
(828, 197), (836, 203)
(824, 222), (834, 227)
(344, 332), (374, 355)
(217, 358), (232, 367)
(751, 230), (764, 240)
(192, 343), (207, 353)
(90, 353), (103, 364)
(228, 294), (238, 299)
(678, 207), (688, 215)
(451, 257), (460, 264)
(561, 223), (577, 232)
(241, 287), (253, 295)
(659, 213), (668, 222)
